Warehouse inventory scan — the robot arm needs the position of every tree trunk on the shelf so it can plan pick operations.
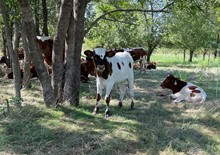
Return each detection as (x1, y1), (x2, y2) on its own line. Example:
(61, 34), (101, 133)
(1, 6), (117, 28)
(0, 0), (22, 106)
(34, 0), (40, 35)
(146, 50), (152, 62)
(63, 0), (87, 106)
(1, 27), (10, 67)
(13, 22), (20, 62)
(42, 0), (48, 36)
(52, 0), (73, 102)
(188, 50), (194, 62)
(17, 0), (56, 107)
(183, 49), (186, 62)
(20, 20), (32, 88)
(203, 51), (207, 60)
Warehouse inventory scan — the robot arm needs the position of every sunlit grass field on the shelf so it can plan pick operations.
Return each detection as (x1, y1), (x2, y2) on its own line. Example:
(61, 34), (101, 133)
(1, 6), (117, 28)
(0, 50), (220, 155)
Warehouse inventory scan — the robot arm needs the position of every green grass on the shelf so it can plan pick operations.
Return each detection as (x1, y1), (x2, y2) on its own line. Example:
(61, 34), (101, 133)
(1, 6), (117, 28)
(0, 51), (220, 155)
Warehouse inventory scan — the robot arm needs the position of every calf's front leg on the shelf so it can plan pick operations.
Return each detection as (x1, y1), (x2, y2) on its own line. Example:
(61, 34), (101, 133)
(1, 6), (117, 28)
(93, 93), (101, 115)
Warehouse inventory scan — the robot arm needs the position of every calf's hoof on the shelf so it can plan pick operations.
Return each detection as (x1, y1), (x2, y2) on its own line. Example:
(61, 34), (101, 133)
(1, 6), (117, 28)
(105, 110), (111, 118)
(118, 102), (122, 108)
(130, 101), (134, 110)
(92, 107), (99, 115)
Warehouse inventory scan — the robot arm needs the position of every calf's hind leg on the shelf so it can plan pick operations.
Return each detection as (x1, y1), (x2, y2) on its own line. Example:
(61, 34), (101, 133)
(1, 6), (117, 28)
(128, 79), (134, 109)
(117, 82), (126, 108)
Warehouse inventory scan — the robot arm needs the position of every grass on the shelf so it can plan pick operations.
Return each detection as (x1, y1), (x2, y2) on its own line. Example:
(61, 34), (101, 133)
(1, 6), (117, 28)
(0, 51), (220, 155)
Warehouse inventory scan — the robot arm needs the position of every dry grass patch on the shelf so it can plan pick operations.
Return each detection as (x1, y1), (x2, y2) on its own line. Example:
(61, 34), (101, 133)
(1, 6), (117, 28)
(0, 54), (220, 154)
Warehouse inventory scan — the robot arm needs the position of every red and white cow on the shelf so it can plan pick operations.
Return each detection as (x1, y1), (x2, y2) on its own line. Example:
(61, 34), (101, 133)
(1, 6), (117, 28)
(125, 48), (148, 73)
(80, 56), (96, 82)
(36, 36), (53, 66)
(146, 62), (156, 70)
(84, 47), (135, 117)
(160, 74), (207, 103)
(7, 64), (39, 79)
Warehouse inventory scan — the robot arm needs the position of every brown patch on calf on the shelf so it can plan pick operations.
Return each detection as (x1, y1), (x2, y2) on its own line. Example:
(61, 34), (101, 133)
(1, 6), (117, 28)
(106, 96), (110, 105)
(192, 89), (201, 93)
(129, 62), (132, 68)
(96, 94), (101, 101)
(188, 86), (197, 90)
(109, 62), (113, 75)
(117, 62), (121, 70)
(100, 61), (113, 79)
(190, 93), (196, 97)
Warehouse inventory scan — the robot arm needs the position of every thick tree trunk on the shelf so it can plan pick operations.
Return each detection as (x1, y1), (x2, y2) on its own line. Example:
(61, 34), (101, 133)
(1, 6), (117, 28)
(0, 1), (22, 106)
(42, 0), (48, 36)
(63, 0), (86, 106)
(52, 0), (73, 102)
(146, 50), (152, 62)
(188, 50), (194, 62)
(18, 0), (56, 107)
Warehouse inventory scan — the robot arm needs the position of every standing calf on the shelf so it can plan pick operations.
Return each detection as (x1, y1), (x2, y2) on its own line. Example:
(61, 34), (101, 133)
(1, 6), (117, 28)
(160, 74), (207, 103)
(84, 47), (135, 117)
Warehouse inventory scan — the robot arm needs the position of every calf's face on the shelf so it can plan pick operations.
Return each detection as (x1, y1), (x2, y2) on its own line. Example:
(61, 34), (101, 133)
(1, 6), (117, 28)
(160, 74), (177, 89)
(94, 47), (106, 72)
(84, 48), (116, 77)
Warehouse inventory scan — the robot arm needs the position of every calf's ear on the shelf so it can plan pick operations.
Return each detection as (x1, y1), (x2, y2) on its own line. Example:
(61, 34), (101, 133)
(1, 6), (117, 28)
(106, 50), (116, 57)
(84, 50), (94, 57)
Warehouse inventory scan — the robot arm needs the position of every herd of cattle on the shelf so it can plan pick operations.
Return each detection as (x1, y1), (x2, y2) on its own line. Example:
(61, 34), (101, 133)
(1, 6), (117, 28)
(0, 36), (207, 117)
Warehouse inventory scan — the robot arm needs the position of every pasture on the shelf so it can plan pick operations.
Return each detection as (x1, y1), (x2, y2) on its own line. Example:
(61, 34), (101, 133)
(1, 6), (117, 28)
(0, 51), (220, 155)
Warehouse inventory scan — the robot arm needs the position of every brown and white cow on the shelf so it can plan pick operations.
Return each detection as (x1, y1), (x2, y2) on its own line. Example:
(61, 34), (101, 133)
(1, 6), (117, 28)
(125, 48), (148, 73)
(84, 47), (135, 117)
(146, 62), (156, 70)
(80, 56), (96, 82)
(0, 56), (7, 65)
(7, 64), (38, 79)
(36, 36), (53, 66)
(160, 74), (207, 103)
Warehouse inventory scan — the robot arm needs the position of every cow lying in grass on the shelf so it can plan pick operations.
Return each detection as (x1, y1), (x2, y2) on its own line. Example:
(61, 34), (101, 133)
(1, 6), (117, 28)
(160, 74), (207, 103)
(84, 47), (135, 117)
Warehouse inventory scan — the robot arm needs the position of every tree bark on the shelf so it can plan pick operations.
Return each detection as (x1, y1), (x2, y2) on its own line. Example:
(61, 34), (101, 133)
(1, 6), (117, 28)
(52, 0), (73, 102)
(17, 0), (56, 107)
(63, 0), (87, 106)
(183, 49), (186, 62)
(0, 0), (22, 106)
(34, 0), (40, 35)
(42, 0), (48, 36)
(188, 50), (194, 62)
(1, 27), (10, 67)
(20, 20), (32, 88)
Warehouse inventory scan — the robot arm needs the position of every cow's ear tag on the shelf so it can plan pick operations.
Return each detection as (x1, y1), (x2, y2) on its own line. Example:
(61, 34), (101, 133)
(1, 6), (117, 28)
(174, 80), (177, 85)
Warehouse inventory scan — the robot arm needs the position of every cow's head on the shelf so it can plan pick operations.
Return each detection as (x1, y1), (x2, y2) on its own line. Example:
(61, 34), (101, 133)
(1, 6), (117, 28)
(160, 74), (179, 89)
(84, 47), (116, 78)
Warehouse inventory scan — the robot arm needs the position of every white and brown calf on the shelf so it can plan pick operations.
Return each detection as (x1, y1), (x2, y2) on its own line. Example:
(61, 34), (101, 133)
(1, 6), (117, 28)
(160, 74), (207, 103)
(84, 47), (134, 117)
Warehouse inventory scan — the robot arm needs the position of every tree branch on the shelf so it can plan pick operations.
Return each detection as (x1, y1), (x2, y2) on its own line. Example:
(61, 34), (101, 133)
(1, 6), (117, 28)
(84, 5), (173, 35)
(103, 17), (137, 25)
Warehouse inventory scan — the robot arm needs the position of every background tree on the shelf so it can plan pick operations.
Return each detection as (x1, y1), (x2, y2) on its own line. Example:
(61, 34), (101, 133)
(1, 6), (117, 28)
(0, 0), (22, 107)
(18, 0), (56, 107)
